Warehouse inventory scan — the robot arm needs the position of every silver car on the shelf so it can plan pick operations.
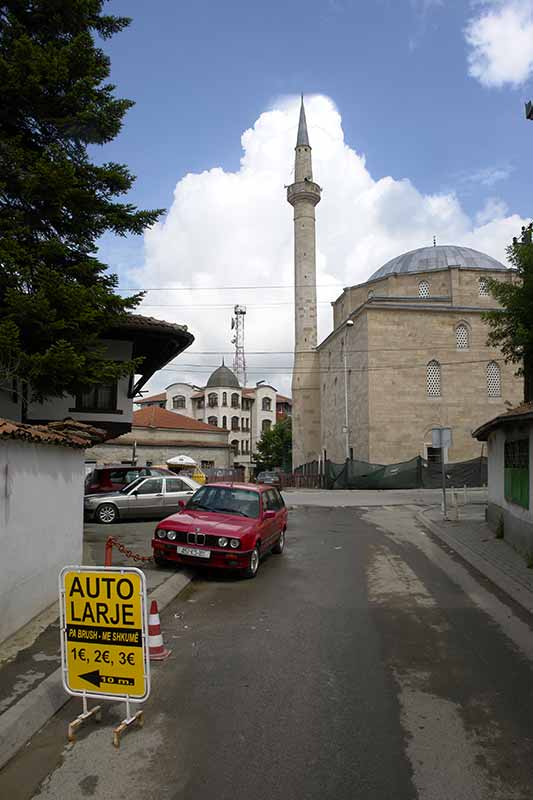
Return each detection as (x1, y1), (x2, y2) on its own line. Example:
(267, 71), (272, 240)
(84, 475), (200, 524)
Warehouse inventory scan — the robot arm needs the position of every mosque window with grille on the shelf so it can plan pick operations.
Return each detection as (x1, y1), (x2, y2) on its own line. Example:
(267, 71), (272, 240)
(479, 278), (489, 297)
(418, 280), (430, 298)
(487, 361), (501, 397)
(426, 360), (441, 396)
(456, 324), (469, 350)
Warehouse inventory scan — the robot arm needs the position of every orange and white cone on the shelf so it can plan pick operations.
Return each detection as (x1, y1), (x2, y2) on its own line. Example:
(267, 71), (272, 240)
(148, 599), (171, 661)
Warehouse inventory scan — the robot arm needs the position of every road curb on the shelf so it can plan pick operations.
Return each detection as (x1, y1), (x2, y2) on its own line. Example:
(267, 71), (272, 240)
(416, 508), (533, 617)
(0, 569), (193, 772)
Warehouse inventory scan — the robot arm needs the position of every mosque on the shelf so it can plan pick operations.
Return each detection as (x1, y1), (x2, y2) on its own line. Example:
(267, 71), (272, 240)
(288, 99), (522, 469)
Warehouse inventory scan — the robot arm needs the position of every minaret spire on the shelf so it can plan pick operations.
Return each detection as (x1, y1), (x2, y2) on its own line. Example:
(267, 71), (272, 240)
(296, 94), (310, 147)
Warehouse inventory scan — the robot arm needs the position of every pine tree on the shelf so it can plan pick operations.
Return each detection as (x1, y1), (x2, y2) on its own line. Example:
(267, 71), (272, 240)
(0, 1), (163, 403)
(483, 224), (533, 403)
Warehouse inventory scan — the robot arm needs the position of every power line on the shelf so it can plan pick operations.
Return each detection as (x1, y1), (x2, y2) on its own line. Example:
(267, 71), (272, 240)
(118, 283), (343, 292)
(157, 356), (506, 375)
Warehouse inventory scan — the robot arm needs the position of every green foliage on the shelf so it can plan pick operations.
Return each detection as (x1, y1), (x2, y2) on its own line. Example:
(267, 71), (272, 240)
(483, 223), (533, 402)
(254, 416), (292, 472)
(0, 1), (164, 401)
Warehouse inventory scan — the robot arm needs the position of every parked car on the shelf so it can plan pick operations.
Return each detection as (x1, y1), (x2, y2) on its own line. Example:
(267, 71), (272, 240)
(84, 475), (200, 524)
(256, 470), (282, 488)
(152, 482), (287, 578)
(84, 465), (174, 494)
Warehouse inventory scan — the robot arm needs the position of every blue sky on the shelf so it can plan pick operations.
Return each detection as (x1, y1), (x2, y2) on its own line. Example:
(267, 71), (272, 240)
(95, 0), (533, 392)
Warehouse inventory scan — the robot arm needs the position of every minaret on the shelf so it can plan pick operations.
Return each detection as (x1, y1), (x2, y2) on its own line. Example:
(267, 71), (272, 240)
(287, 96), (322, 469)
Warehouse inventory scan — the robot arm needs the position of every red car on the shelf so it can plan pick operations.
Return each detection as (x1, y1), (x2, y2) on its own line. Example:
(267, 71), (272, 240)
(152, 482), (287, 578)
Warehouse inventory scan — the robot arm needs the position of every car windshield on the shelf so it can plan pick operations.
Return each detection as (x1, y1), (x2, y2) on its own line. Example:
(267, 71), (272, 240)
(187, 486), (260, 518)
(120, 476), (146, 494)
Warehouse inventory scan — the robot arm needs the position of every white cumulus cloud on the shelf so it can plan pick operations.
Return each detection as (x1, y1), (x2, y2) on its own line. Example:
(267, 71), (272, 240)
(465, 0), (533, 87)
(131, 95), (527, 396)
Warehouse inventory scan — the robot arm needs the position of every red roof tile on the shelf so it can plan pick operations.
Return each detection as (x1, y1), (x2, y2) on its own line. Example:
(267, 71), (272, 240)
(136, 392), (166, 404)
(133, 407), (221, 432)
(473, 401), (533, 440)
(0, 418), (106, 449)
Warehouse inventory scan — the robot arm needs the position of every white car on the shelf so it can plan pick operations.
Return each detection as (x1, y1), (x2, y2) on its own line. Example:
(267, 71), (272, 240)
(84, 475), (200, 524)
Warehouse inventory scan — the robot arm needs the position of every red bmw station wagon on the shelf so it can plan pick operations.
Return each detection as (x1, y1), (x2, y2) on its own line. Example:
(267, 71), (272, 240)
(151, 482), (288, 578)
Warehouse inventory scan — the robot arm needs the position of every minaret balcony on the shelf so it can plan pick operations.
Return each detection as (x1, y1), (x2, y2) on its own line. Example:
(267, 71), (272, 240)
(287, 180), (321, 207)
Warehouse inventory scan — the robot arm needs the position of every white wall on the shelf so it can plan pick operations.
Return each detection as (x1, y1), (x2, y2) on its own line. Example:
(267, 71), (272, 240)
(0, 440), (85, 644)
(27, 339), (134, 427)
(487, 425), (533, 524)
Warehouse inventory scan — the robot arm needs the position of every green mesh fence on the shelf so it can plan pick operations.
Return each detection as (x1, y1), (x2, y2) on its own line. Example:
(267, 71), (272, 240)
(323, 456), (486, 490)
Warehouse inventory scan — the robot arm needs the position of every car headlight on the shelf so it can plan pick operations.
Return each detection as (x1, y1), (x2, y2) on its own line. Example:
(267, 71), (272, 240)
(218, 537), (228, 547)
(230, 539), (239, 549)
(157, 529), (167, 539)
(167, 531), (177, 541)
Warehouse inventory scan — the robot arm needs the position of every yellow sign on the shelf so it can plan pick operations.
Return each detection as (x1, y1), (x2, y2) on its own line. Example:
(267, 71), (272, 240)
(59, 567), (150, 701)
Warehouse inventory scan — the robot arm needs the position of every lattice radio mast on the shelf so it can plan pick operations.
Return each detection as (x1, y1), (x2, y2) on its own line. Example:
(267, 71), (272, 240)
(231, 305), (247, 386)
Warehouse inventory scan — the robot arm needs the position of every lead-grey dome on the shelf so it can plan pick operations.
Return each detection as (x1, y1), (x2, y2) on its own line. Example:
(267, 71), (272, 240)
(368, 245), (507, 282)
(206, 364), (240, 389)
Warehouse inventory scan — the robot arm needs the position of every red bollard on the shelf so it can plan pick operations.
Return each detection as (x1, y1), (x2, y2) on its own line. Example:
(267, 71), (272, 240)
(105, 537), (113, 567)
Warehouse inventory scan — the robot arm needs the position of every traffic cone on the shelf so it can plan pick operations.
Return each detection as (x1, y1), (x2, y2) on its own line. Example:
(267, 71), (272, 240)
(148, 599), (171, 661)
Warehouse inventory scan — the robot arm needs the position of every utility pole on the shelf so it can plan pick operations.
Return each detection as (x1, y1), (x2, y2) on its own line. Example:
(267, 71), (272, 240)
(343, 320), (354, 460)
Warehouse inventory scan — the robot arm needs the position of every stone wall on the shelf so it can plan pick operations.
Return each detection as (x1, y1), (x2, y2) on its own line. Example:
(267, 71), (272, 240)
(366, 306), (521, 463)
(87, 442), (231, 469)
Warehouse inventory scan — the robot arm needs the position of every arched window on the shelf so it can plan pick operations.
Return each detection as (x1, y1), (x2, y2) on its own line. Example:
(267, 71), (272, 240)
(207, 392), (218, 407)
(262, 419), (272, 433)
(207, 416), (218, 426)
(262, 397), (272, 411)
(172, 395), (186, 409)
(426, 360), (441, 396)
(418, 280), (430, 298)
(479, 277), (489, 297)
(222, 416), (227, 428)
(231, 416), (239, 431)
(487, 361), (501, 397)
(231, 440), (239, 455)
(456, 324), (469, 350)
(231, 393), (240, 408)
(222, 392), (227, 406)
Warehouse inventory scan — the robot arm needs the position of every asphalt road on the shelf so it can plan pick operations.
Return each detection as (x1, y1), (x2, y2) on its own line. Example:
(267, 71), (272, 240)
(2, 504), (533, 799)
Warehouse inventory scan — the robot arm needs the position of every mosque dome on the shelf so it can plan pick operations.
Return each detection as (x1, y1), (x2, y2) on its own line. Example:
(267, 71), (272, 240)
(206, 363), (240, 389)
(368, 245), (507, 282)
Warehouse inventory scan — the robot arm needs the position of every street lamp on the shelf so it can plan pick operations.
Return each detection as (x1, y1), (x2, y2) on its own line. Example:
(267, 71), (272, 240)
(343, 319), (354, 460)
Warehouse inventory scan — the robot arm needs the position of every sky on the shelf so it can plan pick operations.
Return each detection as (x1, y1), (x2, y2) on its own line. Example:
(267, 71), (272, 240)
(95, 0), (533, 397)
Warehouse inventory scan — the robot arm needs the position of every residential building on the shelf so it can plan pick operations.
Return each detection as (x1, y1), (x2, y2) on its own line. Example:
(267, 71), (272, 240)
(473, 403), (533, 554)
(0, 314), (193, 437)
(137, 363), (282, 470)
(88, 406), (231, 470)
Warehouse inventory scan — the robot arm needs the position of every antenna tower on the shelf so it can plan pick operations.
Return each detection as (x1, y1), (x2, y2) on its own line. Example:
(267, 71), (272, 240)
(231, 305), (247, 386)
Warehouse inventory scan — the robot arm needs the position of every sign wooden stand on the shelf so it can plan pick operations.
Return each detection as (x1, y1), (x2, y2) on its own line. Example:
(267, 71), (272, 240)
(68, 693), (101, 742)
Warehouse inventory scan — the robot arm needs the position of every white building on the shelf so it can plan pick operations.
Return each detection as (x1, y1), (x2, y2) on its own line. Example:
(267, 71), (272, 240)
(137, 363), (286, 470)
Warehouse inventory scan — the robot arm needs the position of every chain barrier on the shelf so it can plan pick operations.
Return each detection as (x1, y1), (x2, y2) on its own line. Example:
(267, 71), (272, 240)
(105, 536), (153, 567)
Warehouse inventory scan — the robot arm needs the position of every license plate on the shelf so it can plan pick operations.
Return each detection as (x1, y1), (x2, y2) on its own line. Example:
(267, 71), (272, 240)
(176, 545), (211, 559)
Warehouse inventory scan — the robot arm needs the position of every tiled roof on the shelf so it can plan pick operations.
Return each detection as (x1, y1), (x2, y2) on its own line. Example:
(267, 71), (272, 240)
(276, 394), (292, 404)
(473, 401), (533, 441)
(0, 418), (107, 449)
(136, 392), (166, 404)
(114, 314), (189, 334)
(133, 407), (221, 432)
(102, 439), (229, 449)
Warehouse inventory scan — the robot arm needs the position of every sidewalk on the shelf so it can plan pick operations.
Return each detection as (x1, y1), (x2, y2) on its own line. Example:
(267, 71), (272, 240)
(0, 552), (193, 771)
(418, 503), (533, 616)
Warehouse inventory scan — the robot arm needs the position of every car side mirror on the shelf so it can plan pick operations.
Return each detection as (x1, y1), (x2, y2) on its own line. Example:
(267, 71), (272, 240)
(178, 499), (186, 508)
(132, 490), (138, 497)
(263, 509), (276, 520)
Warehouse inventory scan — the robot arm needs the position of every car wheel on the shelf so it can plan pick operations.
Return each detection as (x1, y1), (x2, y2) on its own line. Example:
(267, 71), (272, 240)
(272, 529), (285, 554)
(243, 546), (260, 579)
(96, 504), (119, 524)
